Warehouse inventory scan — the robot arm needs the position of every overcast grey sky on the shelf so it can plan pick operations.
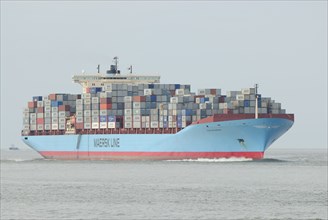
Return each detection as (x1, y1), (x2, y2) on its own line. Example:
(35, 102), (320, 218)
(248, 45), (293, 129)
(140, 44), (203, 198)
(1, 1), (327, 149)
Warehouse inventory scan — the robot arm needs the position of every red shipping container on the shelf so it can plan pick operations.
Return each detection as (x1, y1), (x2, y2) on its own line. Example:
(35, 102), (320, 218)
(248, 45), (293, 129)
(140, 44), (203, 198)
(59, 105), (70, 111)
(37, 118), (44, 124)
(37, 107), (44, 113)
(133, 96), (146, 102)
(48, 94), (57, 100)
(28, 101), (37, 108)
(75, 123), (84, 129)
(100, 104), (112, 110)
(100, 98), (112, 104)
(210, 89), (217, 95)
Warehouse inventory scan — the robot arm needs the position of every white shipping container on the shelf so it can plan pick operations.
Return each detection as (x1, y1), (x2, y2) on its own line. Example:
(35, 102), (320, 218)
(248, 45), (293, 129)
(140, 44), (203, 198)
(37, 113), (44, 118)
(198, 89), (205, 95)
(92, 110), (99, 116)
(76, 117), (83, 123)
(59, 123), (66, 130)
(124, 96), (132, 102)
(76, 111), (83, 117)
(241, 88), (250, 95)
(30, 113), (36, 119)
(30, 124), (37, 131)
(44, 106), (51, 112)
(51, 118), (58, 123)
(170, 97), (178, 104)
(168, 121), (173, 128)
(125, 102), (132, 109)
(58, 111), (66, 117)
(44, 124), (51, 130)
(133, 115), (141, 122)
(30, 118), (36, 124)
(142, 116), (150, 122)
(124, 122), (132, 128)
(100, 110), (108, 116)
(108, 122), (116, 128)
(92, 116), (99, 122)
(92, 97), (99, 103)
(59, 117), (66, 124)
(219, 103), (228, 109)
(236, 94), (245, 101)
(84, 99), (91, 105)
(23, 113), (30, 118)
(133, 102), (141, 109)
(44, 100), (51, 106)
(82, 93), (91, 99)
(124, 109), (132, 115)
(199, 103), (207, 109)
(175, 89), (184, 96)
(172, 122), (177, 128)
(92, 122), (99, 129)
(76, 99), (83, 105)
(145, 122), (150, 128)
(22, 124), (30, 130)
(150, 121), (158, 128)
(52, 112), (58, 118)
(51, 107), (58, 112)
(37, 101), (44, 107)
(84, 110), (91, 117)
(84, 117), (91, 123)
(76, 105), (83, 111)
(37, 124), (44, 131)
(104, 84), (112, 92)
(133, 110), (141, 116)
(159, 121), (164, 128)
(124, 116), (132, 121)
(144, 89), (152, 96)
(84, 123), (91, 129)
(100, 122), (107, 129)
(133, 122), (141, 128)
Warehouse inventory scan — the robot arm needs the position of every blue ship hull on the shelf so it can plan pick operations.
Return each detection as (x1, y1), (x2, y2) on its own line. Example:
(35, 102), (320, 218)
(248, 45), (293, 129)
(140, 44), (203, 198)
(22, 118), (293, 160)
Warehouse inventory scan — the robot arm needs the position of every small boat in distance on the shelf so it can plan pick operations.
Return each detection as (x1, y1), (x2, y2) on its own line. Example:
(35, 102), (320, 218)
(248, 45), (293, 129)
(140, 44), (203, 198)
(9, 144), (19, 150)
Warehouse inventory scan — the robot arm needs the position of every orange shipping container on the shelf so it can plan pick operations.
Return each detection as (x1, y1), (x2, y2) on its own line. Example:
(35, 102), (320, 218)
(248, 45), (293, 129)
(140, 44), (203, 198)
(100, 104), (112, 110)
(48, 94), (57, 100)
(59, 105), (70, 111)
(133, 96), (146, 102)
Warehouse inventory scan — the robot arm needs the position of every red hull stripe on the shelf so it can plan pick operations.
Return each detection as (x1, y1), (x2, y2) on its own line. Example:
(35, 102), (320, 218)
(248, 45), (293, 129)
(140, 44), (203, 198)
(39, 151), (264, 160)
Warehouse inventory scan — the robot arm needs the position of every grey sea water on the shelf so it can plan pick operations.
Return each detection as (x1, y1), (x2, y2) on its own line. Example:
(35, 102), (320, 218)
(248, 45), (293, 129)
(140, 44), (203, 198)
(0, 148), (327, 220)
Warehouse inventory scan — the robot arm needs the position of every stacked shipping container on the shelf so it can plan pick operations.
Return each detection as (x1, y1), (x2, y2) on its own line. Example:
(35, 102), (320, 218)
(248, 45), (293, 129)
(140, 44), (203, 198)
(22, 84), (286, 134)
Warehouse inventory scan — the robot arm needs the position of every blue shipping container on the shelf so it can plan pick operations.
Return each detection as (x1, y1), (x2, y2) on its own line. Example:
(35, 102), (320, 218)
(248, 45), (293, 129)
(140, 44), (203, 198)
(244, 100), (250, 107)
(33, 96), (42, 101)
(100, 116), (107, 122)
(150, 95), (157, 102)
(108, 116), (116, 122)
(51, 101), (63, 107)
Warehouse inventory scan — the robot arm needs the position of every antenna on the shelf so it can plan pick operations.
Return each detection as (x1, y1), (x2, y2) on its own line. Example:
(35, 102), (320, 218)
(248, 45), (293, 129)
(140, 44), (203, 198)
(113, 57), (118, 74)
(129, 65), (133, 74)
(97, 64), (100, 73)
(255, 83), (259, 119)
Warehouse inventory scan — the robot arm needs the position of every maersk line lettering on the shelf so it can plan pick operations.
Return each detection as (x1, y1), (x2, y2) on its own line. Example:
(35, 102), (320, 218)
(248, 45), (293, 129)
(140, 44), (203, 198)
(94, 138), (120, 148)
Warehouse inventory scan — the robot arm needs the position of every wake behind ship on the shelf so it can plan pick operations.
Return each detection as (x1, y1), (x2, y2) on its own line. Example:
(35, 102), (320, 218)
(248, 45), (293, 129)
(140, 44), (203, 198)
(21, 58), (294, 160)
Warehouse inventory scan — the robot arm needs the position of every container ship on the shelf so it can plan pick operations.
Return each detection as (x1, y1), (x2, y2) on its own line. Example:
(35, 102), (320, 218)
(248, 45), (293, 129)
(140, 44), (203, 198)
(21, 58), (294, 160)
